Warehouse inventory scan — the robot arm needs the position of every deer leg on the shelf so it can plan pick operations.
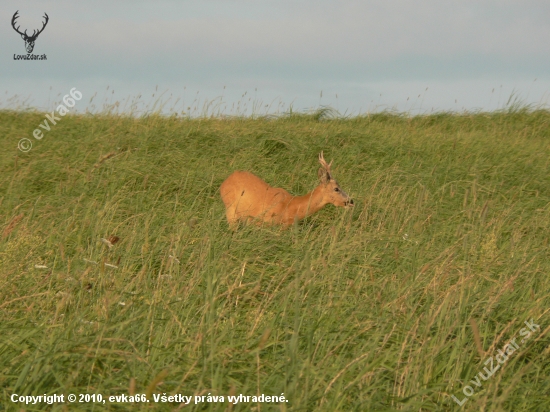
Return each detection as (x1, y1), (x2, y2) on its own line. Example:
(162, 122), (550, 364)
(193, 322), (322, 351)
(225, 207), (239, 230)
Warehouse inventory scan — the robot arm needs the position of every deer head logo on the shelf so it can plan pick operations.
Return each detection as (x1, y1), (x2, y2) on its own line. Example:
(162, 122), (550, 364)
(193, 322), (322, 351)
(11, 11), (49, 54)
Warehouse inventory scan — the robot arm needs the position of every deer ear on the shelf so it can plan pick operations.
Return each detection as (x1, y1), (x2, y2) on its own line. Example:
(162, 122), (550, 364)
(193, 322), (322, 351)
(318, 167), (330, 184)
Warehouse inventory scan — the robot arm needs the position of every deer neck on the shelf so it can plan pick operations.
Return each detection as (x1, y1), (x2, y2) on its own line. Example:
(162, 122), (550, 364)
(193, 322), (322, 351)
(285, 185), (327, 221)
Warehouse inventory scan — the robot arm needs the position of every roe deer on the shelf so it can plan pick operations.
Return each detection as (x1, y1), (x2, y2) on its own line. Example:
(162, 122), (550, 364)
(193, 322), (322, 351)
(220, 152), (353, 228)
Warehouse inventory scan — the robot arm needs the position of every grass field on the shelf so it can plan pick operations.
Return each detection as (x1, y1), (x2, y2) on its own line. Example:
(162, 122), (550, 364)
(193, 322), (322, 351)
(1, 107), (549, 411)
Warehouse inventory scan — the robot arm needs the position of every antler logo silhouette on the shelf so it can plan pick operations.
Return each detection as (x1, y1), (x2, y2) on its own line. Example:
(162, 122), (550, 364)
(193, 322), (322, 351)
(11, 11), (49, 54)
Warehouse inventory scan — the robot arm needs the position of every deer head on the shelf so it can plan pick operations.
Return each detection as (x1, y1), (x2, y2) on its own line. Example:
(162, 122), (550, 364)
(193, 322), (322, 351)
(317, 151), (354, 208)
(12, 11), (49, 54)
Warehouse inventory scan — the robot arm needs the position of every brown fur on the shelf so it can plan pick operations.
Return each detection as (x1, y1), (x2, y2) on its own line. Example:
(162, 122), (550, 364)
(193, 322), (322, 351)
(220, 152), (353, 228)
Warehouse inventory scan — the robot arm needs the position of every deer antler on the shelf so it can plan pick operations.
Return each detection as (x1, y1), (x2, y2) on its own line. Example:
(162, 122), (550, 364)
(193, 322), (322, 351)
(318, 151), (333, 176)
(11, 11), (49, 40)
(30, 13), (49, 39)
(11, 11), (26, 37)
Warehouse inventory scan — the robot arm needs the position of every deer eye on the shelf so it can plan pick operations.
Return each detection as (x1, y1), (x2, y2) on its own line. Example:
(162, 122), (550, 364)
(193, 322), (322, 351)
(334, 187), (340, 192)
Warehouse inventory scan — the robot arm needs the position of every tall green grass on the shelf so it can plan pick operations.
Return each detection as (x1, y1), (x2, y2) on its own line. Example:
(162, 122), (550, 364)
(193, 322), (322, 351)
(0, 108), (549, 411)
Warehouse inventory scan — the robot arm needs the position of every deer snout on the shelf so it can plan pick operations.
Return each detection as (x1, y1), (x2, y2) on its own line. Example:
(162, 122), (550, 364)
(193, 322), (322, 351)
(344, 198), (354, 207)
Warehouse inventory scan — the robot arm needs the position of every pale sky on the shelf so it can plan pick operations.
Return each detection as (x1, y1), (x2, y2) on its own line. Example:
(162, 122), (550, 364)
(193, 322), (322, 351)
(2, 0), (549, 115)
